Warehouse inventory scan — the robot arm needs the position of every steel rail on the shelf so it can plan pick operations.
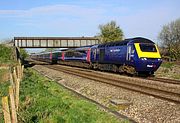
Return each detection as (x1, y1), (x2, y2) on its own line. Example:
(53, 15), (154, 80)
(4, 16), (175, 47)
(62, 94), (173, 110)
(147, 77), (180, 85)
(30, 59), (180, 85)
(44, 65), (180, 104)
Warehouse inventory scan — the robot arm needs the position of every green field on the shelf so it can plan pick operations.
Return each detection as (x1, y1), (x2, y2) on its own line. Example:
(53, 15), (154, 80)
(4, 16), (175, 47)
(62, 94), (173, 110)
(18, 68), (125, 123)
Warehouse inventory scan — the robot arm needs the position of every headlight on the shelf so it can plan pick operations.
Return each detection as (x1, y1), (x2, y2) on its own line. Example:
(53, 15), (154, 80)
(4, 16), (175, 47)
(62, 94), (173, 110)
(141, 58), (147, 60)
(158, 58), (162, 61)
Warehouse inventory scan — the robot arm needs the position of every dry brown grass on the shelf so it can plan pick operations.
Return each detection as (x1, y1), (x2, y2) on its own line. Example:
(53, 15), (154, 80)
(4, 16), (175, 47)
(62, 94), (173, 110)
(0, 68), (9, 83)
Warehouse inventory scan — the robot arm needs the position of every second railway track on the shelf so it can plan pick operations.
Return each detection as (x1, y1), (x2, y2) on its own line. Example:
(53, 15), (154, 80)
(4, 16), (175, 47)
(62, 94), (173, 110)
(44, 65), (180, 104)
(147, 77), (180, 84)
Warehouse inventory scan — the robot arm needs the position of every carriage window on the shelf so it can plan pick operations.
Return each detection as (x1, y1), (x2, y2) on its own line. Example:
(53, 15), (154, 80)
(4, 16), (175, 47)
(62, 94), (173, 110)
(139, 44), (157, 52)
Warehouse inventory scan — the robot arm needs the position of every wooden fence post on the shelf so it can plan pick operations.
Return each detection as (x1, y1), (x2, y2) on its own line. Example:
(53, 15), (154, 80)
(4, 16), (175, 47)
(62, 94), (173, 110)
(16, 66), (19, 80)
(18, 59), (21, 79)
(9, 86), (18, 123)
(18, 65), (22, 80)
(2, 96), (11, 123)
(15, 79), (20, 110)
(18, 59), (21, 65)
(21, 65), (24, 78)
(9, 73), (14, 87)
(18, 65), (21, 80)
(13, 68), (17, 84)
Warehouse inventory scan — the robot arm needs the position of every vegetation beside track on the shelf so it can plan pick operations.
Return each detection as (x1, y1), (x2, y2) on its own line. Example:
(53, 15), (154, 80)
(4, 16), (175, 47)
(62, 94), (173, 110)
(0, 44), (16, 65)
(18, 68), (123, 123)
(156, 62), (180, 79)
(0, 44), (123, 123)
(0, 69), (9, 82)
(160, 62), (174, 69)
(0, 44), (15, 122)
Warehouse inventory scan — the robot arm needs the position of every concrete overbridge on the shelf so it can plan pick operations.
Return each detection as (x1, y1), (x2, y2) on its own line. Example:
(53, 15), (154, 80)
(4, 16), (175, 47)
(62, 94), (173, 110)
(14, 37), (100, 48)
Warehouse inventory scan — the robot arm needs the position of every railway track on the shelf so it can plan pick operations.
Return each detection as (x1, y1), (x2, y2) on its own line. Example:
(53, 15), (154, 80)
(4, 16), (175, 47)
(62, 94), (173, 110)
(44, 65), (180, 104)
(55, 63), (180, 85)
(30, 59), (180, 85)
(60, 65), (180, 85)
(147, 77), (180, 85)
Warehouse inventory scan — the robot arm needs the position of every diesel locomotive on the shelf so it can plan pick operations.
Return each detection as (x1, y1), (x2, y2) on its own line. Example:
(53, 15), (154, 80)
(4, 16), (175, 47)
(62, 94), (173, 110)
(31, 37), (162, 75)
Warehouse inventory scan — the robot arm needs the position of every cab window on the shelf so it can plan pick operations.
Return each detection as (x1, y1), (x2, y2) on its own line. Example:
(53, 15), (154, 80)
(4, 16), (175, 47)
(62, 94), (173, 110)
(139, 43), (157, 52)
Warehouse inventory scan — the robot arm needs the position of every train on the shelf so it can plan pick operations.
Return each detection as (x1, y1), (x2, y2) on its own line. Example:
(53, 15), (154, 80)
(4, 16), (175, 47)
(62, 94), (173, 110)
(31, 37), (162, 76)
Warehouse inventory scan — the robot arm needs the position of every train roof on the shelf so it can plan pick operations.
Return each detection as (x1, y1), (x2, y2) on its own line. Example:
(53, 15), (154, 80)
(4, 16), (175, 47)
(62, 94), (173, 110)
(64, 45), (93, 51)
(98, 37), (154, 47)
(75, 45), (93, 50)
(130, 37), (154, 43)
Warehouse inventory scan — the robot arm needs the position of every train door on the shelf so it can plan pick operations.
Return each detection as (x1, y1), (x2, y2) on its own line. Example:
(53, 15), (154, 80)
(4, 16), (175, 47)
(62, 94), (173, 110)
(99, 48), (105, 62)
(93, 49), (97, 61)
(126, 44), (135, 65)
(86, 48), (91, 63)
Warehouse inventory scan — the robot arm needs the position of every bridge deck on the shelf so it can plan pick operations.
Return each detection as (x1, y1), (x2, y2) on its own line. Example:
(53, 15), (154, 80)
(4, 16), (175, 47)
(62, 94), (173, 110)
(14, 37), (100, 48)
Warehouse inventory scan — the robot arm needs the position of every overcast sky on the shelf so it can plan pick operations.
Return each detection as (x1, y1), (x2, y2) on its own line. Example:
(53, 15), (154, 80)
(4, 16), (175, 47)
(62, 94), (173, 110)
(0, 0), (180, 44)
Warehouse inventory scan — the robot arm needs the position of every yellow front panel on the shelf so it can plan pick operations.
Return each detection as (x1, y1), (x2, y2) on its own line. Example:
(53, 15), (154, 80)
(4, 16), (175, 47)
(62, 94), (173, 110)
(134, 43), (161, 58)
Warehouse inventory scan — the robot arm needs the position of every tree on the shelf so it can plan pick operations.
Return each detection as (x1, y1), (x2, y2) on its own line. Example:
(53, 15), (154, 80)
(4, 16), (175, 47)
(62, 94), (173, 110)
(158, 18), (180, 61)
(98, 21), (124, 43)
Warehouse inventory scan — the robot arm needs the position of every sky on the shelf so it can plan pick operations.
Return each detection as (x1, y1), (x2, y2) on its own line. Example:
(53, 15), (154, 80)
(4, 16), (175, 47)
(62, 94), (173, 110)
(0, 0), (180, 46)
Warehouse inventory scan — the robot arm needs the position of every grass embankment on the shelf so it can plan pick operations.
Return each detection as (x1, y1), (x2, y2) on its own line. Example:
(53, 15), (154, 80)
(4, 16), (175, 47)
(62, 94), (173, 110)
(0, 44), (16, 65)
(0, 69), (9, 82)
(160, 62), (174, 69)
(156, 62), (180, 79)
(18, 69), (123, 123)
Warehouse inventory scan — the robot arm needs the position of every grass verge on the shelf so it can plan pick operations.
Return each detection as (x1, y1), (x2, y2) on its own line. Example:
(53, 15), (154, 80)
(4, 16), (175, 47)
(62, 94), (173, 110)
(18, 68), (125, 123)
(160, 62), (174, 69)
(156, 62), (180, 80)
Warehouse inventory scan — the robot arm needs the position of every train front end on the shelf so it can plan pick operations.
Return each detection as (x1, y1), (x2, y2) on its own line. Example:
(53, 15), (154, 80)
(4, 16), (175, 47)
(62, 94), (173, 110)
(134, 42), (162, 75)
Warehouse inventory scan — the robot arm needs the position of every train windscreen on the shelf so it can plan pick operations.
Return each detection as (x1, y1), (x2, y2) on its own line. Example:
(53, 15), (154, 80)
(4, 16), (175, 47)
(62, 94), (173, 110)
(139, 43), (157, 52)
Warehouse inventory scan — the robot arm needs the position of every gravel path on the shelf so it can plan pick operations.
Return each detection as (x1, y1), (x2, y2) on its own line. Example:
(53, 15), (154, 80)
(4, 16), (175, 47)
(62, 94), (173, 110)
(33, 65), (180, 123)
